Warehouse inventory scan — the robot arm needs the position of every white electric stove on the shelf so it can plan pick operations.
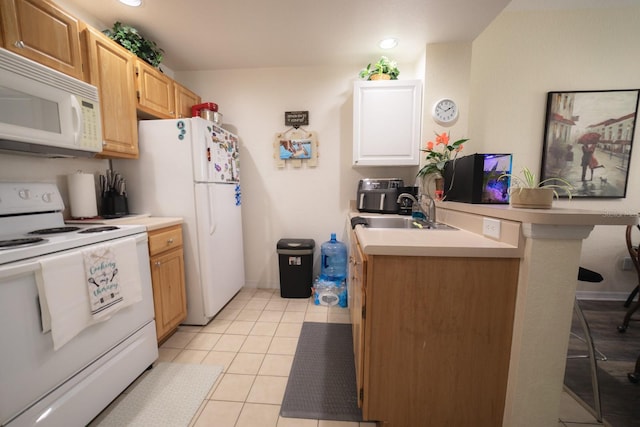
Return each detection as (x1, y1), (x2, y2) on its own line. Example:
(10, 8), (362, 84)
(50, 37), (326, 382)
(0, 182), (158, 427)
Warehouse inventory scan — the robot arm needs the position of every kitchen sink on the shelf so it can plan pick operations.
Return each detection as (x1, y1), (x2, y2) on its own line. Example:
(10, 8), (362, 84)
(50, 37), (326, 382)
(353, 216), (457, 230)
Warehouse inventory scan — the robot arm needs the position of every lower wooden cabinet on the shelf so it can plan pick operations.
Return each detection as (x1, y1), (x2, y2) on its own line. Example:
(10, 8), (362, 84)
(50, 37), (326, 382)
(148, 224), (187, 343)
(349, 229), (520, 427)
(348, 228), (366, 407)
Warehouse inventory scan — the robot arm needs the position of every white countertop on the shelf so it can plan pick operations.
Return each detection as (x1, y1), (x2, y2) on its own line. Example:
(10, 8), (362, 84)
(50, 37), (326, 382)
(350, 201), (638, 258)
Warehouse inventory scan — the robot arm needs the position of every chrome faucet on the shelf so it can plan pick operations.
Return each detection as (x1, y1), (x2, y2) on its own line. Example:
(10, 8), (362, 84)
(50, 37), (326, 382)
(397, 193), (436, 223)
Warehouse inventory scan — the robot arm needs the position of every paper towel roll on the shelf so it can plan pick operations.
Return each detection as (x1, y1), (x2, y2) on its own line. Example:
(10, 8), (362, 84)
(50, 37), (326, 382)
(67, 172), (98, 218)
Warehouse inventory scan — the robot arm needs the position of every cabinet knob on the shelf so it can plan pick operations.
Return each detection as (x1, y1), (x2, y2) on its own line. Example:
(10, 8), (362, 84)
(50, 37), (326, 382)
(154, 261), (161, 267)
(14, 40), (25, 49)
(167, 238), (174, 244)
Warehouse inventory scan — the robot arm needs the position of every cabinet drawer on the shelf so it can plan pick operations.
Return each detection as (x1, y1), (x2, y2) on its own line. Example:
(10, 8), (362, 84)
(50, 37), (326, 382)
(148, 225), (183, 256)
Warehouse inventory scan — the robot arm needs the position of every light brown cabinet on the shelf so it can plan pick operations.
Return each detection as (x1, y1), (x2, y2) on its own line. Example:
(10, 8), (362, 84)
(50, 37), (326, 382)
(135, 58), (175, 119)
(347, 229), (366, 407)
(349, 230), (520, 427)
(0, 0), (84, 80)
(82, 26), (139, 159)
(135, 58), (201, 119)
(148, 224), (187, 343)
(174, 82), (201, 118)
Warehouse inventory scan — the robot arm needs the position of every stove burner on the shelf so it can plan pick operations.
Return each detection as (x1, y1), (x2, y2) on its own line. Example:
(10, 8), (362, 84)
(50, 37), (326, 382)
(0, 237), (47, 249)
(79, 226), (120, 233)
(28, 226), (81, 235)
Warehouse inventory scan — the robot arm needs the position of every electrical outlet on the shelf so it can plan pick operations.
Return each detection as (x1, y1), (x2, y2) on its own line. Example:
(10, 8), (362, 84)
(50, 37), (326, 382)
(483, 217), (501, 240)
(622, 257), (634, 271)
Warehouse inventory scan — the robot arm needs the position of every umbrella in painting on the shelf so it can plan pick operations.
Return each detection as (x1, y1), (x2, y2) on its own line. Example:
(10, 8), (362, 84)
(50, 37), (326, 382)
(577, 132), (601, 144)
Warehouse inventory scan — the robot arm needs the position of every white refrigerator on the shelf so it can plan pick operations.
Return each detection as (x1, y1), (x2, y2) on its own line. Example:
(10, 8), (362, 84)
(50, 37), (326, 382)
(114, 117), (245, 325)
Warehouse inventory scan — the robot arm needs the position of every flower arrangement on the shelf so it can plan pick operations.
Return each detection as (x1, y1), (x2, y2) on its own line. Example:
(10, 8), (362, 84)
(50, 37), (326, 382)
(417, 132), (469, 177)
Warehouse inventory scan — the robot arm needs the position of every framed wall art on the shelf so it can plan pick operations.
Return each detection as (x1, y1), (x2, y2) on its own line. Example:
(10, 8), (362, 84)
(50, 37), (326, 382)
(541, 89), (639, 198)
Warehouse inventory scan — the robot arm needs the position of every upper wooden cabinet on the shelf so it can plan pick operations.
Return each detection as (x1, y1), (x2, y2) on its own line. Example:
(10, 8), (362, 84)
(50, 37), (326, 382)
(0, 0), (84, 80)
(353, 80), (422, 166)
(174, 82), (201, 119)
(135, 58), (175, 119)
(135, 57), (201, 119)
(82, 26), (139, 159)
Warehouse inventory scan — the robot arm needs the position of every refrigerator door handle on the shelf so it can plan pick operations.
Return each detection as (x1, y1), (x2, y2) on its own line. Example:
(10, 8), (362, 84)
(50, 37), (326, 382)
(207, 185), (217, 235)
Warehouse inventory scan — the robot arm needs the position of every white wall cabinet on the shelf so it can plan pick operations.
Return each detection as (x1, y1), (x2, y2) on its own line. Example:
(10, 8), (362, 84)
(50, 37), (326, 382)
(353, 80), (422, 166)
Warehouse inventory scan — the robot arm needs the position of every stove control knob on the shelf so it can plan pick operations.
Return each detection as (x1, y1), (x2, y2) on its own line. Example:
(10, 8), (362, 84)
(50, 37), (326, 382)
(42, 192), (53, 203)
(18, 189), (30, 199)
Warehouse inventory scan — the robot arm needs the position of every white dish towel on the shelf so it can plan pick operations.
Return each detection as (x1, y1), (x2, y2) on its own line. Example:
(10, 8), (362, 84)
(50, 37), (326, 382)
(35, 237), (143, 351)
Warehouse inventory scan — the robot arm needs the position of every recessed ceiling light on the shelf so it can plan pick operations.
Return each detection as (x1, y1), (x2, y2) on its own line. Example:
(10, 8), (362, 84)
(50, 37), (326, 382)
(119, 0), (142, 6)
(378, 38), (398, 49)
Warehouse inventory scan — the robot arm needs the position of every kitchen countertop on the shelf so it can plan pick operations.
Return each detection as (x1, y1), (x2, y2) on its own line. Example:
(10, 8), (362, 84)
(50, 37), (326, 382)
(66, 215), (183, 231)
(350, 201), (638, 258)
(349, 211), (521, 258)
(437, 200), (638, 226)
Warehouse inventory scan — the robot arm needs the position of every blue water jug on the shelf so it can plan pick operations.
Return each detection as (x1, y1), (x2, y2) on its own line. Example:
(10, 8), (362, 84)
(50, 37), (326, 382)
(319, 233), (347, 282)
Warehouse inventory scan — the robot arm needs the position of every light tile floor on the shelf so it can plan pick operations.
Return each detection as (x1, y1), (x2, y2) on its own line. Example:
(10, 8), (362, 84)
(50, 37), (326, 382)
(97, 287), (604, 427)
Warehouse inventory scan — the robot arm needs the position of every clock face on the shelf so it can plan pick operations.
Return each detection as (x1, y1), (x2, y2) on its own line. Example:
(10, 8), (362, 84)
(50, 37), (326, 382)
(432, 99), (458, 124)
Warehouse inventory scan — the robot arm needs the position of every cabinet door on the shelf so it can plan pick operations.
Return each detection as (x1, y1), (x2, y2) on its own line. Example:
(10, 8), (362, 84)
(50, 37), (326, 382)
(83, 26), (138, 159)
(0, 0), (83, 80)
(353, 80), (422, 166)
(349, 230), (367, 408)
(150, 247), (187, 342)
(135, 58), (175, 119)
(174, 82), (201, 118)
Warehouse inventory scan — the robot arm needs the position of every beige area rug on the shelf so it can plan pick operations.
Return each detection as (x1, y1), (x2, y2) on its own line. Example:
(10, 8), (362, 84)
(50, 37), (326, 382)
(93, 362), (223, 427)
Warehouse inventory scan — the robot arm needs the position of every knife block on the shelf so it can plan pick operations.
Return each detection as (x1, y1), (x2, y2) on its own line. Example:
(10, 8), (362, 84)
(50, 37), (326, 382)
(100, 192), (129, 218)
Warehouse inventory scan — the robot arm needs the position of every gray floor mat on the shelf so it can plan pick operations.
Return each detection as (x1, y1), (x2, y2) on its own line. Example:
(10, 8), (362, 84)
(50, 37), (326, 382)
(280, 322), (363, 421)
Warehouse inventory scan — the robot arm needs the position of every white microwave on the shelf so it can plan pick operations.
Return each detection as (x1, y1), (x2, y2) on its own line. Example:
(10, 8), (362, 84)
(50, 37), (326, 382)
(0, 48), (102, 158)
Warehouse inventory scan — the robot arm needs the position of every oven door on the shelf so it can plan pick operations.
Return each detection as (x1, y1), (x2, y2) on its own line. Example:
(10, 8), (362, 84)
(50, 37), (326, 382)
(0, 233), (155, 425)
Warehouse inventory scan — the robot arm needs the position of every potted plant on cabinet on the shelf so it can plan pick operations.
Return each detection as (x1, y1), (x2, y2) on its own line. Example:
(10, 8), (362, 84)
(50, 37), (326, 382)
(103, 21), (164, 68)
(499, 167), (573, 209)
(358, 56), (400, 80)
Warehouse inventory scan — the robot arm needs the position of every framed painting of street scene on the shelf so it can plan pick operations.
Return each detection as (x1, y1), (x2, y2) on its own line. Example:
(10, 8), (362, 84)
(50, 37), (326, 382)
(541, 89), (639, 198)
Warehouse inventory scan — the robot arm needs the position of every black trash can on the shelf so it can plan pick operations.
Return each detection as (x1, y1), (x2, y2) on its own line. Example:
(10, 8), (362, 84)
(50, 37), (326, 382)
(277, 238), (315, 298)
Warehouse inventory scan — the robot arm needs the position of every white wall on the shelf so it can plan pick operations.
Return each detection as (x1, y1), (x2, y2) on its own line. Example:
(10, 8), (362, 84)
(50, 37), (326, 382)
(469, 6), (640, 297)
(0, 154), (109, 218)
(177, 65), (419, 288)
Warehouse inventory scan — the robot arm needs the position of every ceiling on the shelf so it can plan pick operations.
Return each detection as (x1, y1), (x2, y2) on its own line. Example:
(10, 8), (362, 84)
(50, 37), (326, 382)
(59, 0), (637, 72)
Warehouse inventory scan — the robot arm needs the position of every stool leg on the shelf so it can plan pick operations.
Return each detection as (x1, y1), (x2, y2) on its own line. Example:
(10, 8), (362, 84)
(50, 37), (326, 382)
(574, 299), (603, 422)
(629, 354), (640, 384)
(624, 285), (639, 308)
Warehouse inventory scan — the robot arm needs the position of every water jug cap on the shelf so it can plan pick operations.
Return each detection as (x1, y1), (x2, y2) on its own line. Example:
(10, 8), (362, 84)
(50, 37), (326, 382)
(330, 233), (336, 241)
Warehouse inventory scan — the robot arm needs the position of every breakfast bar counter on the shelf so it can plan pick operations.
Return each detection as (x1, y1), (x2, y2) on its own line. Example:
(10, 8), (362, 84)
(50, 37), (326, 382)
(348, 201), (637, 427)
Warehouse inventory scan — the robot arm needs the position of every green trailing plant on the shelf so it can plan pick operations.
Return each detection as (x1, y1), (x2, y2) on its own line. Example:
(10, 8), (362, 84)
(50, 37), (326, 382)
(499, 167), (574, 199)
(103, 22), (164, 67)
(358, 56), (400, 80)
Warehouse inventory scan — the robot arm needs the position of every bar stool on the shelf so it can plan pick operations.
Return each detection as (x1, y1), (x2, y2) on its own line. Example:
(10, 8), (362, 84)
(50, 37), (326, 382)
(618, 224), (640, 333)
(567, 267), (605, 423)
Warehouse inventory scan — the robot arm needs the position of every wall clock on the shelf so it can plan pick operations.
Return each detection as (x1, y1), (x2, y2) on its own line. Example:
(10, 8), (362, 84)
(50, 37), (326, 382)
(432, 98), (458, 125)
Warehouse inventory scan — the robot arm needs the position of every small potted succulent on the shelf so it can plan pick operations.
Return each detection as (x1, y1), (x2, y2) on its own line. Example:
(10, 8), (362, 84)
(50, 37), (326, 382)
(358, 56), (400, 80)
(103, 21), (164, 68)
(499, 167), (573, 209)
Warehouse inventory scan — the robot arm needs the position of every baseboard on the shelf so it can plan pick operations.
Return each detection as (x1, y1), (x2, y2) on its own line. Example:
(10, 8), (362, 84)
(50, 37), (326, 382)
(243, 280), (279, 290)
(576, 290), (630, 301)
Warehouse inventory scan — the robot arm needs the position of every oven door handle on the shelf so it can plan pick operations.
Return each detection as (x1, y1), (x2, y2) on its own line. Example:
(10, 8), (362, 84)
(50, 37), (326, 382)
(0, 260), (41, 280)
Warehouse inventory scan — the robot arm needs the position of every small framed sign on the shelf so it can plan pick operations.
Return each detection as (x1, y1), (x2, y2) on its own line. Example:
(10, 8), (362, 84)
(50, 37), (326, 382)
(285, 111), (309, 128)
